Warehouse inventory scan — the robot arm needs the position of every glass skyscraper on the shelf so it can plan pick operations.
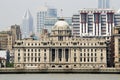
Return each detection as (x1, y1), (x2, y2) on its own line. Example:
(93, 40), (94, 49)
(22, 10), (33, 38)
(36, 6), (57, 34)
(98, 0), (110, 8)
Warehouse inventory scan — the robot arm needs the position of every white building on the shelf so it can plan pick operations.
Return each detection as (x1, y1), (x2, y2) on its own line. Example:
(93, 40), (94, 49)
(14, 19), (108, 69)
(72, 9), (120, 37)
(22, 9), (33, 38)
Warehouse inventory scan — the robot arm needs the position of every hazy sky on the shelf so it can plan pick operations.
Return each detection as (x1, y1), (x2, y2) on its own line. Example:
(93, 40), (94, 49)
(0, 0), (119, 29)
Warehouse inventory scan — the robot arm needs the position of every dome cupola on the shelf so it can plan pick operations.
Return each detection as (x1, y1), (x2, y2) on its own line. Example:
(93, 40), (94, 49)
(52, 18), (70, 31)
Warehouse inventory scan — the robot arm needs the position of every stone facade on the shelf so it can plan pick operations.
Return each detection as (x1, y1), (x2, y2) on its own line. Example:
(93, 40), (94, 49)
(0, 31), (12, 50)
(0, 24), (21, 50)
(14, 19), (107, 69)
(113, 26), (120, 68)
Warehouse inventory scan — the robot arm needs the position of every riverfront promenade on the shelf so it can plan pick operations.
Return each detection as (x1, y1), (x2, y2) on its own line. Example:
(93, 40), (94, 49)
(0, 68), (120, 74)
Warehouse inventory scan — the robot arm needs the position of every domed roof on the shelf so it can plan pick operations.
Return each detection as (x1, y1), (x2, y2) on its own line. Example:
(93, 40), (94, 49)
(52, 19), (70, 30)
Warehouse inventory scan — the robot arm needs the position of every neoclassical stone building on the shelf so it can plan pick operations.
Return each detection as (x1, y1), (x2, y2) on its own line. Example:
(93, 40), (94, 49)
(14, 19), (107, 69)
(113, 25), (120, 68)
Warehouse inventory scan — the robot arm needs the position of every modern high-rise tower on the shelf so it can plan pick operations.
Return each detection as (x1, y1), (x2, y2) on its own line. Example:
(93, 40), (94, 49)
(36, 6), (57, 34)
(98, 0), (110, 8)
(22, 10), (33, 38)
(72, 8), (120, 37)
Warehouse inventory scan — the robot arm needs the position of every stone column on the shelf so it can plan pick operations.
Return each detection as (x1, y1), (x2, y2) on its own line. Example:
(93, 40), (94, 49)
(49, 48), (52, 62)
(55, 48), (58, 63)
(62, 48), (64, 62)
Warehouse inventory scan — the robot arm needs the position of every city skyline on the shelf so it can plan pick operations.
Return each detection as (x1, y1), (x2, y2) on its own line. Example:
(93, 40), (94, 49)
(0, 0), (119, 29)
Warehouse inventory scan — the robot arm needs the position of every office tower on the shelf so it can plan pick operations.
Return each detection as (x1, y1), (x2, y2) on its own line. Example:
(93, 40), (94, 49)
(72, 9), (120, 37)
(36, 6), (57, 34)
(98, 0), (110, 8)
(22, 10), (33, 38)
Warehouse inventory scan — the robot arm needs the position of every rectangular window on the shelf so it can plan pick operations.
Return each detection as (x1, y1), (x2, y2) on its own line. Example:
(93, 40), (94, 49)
(28, 53), (30, 56)
(74, 49), (76, 52)
(18, 53), (20, 56)
(35, 53), (37, 56)
(18, 57), (20, 62)
(38, 53), (40, 56)
(18, 49), (20, 52)
(24, 58), (26, 62)
(74, 57), (76, 62)
(35, 57), (37, 62)
(84, 53), (86, 56)
(91, 49), (93, 52)
(95, 58), (97, 62)
(80, 48), (82, 51)
(28, 57), (30, 62)
(91, 53), (93, 56)
(84, 58), (86, 62)
(31, 49), (33, 52)
(39, 49), (40, 52)
(87, 53), (89, 56)
(87, 49), (89, 52)
(84, 49), (86, 52)
(44, 57), (46, 62)
(35, 49), (37, 52)
(95, 49), (96, 52)
(58, 49), (62, 61)
(52, 49), (55, 62)
(44, 49), (46, 52)
(80, 53), (82, 56)
(101, 53), (103, 56)
(65, 49), (69, 62)
(91, 58), (93, 62)
(31, 53), (33, 56)
(44, 53), (46, 57)
(38, 57), (40, 62)
(95, 53), (97, 56)
(31, 57), (33, 62)
(80, 58), (82, 62)
(87, 58), (89, 62)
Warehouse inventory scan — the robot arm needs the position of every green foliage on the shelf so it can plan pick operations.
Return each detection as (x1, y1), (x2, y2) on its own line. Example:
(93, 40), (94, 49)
(6, 62), (14, 67)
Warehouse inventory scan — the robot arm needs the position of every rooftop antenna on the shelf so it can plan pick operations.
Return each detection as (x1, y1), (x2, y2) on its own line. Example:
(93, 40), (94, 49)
(61, 9), (63, 18)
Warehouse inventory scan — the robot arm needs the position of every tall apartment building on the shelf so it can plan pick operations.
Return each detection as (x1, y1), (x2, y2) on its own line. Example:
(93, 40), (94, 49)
(72, 9), (120, 37)
(36, 6), (57, 34)
(22, 10), (33, 38)
(98, 0), (110, 9)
